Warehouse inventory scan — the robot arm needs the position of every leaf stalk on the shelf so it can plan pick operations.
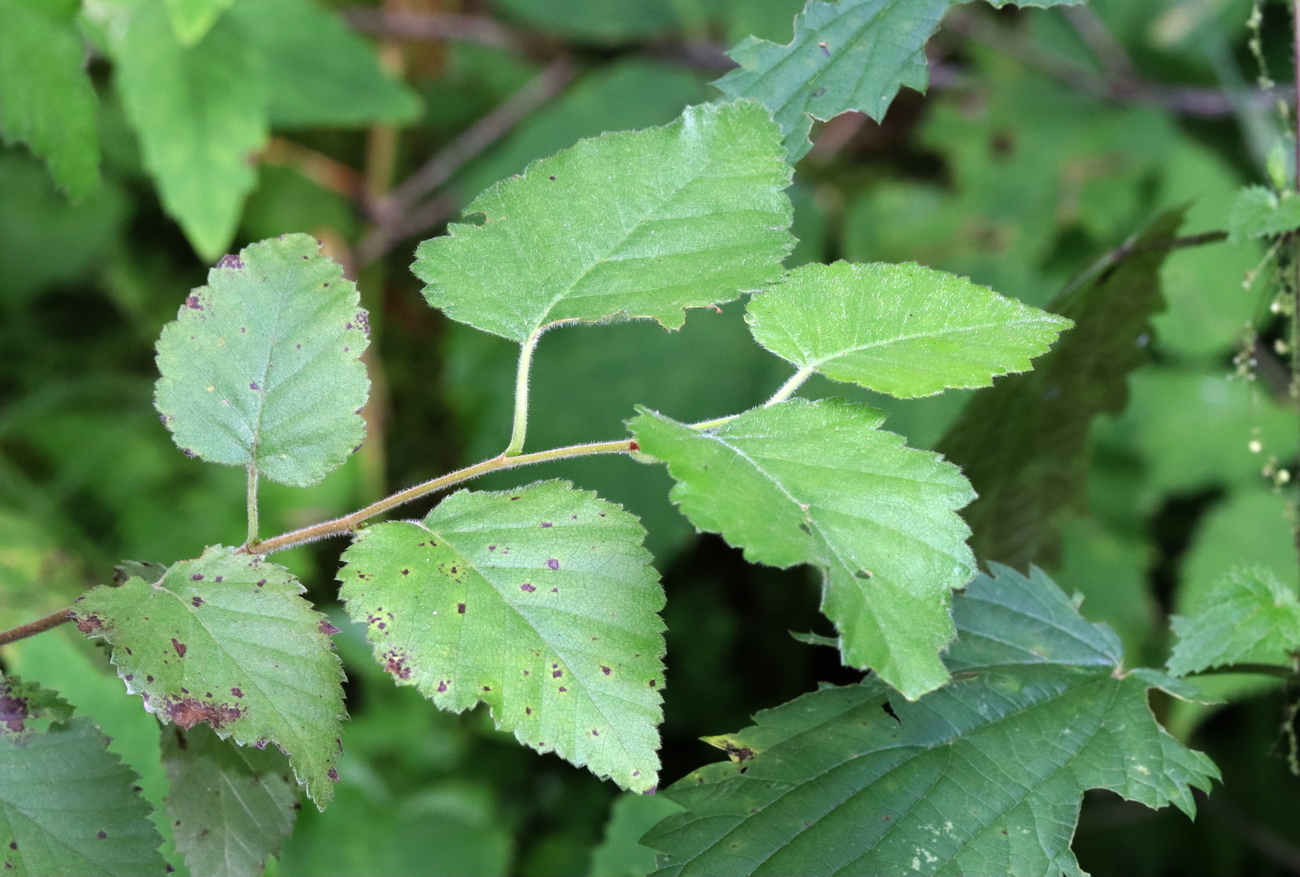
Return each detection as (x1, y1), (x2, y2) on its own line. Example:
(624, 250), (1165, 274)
(506, 330), (543, 456)
(246, 464), (260, 548)
(765, 364), (817, 407)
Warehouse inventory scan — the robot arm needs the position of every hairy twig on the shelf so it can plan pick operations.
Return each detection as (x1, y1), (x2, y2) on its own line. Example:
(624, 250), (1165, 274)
(0, 609), (72, 646)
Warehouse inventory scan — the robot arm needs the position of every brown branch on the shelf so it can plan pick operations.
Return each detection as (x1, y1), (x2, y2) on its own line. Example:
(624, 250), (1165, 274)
(260, 138), (365, 200)
(0, 608), (73, 646)
(344, 8), (523, 51)
(359, 56), (576, 264)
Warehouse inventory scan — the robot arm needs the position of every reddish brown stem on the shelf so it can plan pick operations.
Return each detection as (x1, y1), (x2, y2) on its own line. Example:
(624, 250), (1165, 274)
(0, 609), (73, 646)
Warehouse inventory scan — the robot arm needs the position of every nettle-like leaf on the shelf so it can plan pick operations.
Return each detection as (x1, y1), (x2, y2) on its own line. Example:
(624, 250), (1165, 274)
(643, 565), (1218, 877)
(162, 724), (299, 876)
(938, 208), (1184, 569)
(338, 480), (665, 792)
(155, 233), (370, 487)
(1226, 184), (1300, 242)
(630, 398), (975, 699)
(113, 0), (267, 260)
(70, 546), (346, 806)
(412, 100), (794, 343)
(0, 676), (166, 877)
(0, 0), (101, 197)
(747, 261), (1071, 398)
(164, 0), (235, 45)
(1167, 566), (1300, 677)
(714, 0), (950, 161)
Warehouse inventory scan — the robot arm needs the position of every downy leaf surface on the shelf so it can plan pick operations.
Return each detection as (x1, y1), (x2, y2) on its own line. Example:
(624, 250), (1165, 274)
(71, 546), (346, 806)
(0, 0), (101, 197)
(630, 399), (975, 699)
(937, 208), (1184, 569)
(338, 480), (665, 792)
(113, 0), (267, 260)
(162, 724), (299, 877)
(0, 676), (166, 877)
(1167, 566), (1300, 677)
(229, 0), (420, 128)
(643, 565), (1218, 877)
(747, 261), (1071, 398)
(412, 100), (794, 343)
(1226, 184), (1300, 242)
(155, 233), (370, 487)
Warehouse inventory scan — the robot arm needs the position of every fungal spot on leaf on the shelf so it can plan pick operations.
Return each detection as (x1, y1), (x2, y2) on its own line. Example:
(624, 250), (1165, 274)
(798, 523), (812, 535)
(231, 687), (244, 698)
(182, 448), (197, 458)
(191, 597), (204, 607)
(163, 697), (242, 730)
(319, 619), (340, 636)
(217, 254), (244, 269)
(525, 707), (532, 715)
(249, 382), (260, 391)
(382, 652), (412, 680)
(401, 568), (410, 575)
(328, 768), (339, 781)
(488, 545), (496, 551)
(601, 666), (611, 676)
(146, 675), (154, 683)
(552, 670), (563, 678)
(457, 603), (466, 614)
(629, 441), (640, 451)
(256, 579), (267, 587)
(190, 574), (204, 581)
(540, 521), (553, 528)
(521, 583), (536, 592)
(648, 679), (657, 687)
(510, 496), (520, 501)
(591, 729), (599, 736)
(74, 614), (105, 635)
(546, 559), (560, 570)
(482, 686), (491, 692)
(558, 687), (567, 693)
(97, 831), (107, 839)
(185, 295), (203, 310)
(171, 638), (188, 658)
(437, 681), (447, 693)
(549, 175), (556, 180)
(855, 569), (873, 580)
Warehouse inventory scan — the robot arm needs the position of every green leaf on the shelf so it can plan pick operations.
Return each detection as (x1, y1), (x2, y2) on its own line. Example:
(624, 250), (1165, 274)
(0, 676), (166, 877)
(589, 792), (685, 877)
(113, 0), (267, 260)
(164, 0), (235, 44)
(70, 546), (346, 807)
(1226, 184), (1300, 242)
(0, 0), (101, 197)
(492, 0), (679, 40)
(630, 398), (975, 699)
(937, 208), (1184, 570)
(643, 565), (1218, 877)
(154, 234), (370, 487)
(413, 100), (794, 343)
(713, 0), (951, 162)
(1167, 567), (1300, 677)
(162, 723), (299, 876)
(338, 480), (665, 792)
(229, 0), (420, 128)
(747, 261), (1071, 398)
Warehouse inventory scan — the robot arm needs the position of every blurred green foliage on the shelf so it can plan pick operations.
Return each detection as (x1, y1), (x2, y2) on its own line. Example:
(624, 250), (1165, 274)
(3, 0), (1300, 874)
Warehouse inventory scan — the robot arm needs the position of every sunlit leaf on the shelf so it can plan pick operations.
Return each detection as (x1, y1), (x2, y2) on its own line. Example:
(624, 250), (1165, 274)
(1226, 184), (1300, 242)
(631, 399), (975, 699)
(0, 0), (100, 197)
(747, 261), (1070, 398)
(1167, 567), (1300, 677)
(113, 0), (267, 259)
(70, 546), (346, 806)
(162, 724), (299, 876)
(0, 676), (166, 877)
(338, 480), (665, 792)
(154, 233), (370, 487)
(643, 565), (1217, 877)
(229, 0), (420, 128)
(937, 208), (1184, 569)
(413, 100), (793, 343)
(164, 0), (234, 44)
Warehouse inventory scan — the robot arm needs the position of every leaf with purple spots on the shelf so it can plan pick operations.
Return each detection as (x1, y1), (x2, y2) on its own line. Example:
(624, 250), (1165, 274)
(71, 545), (346, 806)
(154, 233), (370, 486)
(338, 479), (665, 792)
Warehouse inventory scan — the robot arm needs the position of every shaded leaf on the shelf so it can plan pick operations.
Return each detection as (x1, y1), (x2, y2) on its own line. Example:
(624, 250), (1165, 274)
(1167, 567), (1300, 677)
(413, 100), (793, 343)
(1226, 184), (1300, 242)
(113, 0), (267, 260)
(70, 546), (345, 806)
(0, 676), (166, 877)
(492, 0), (679, 41)
(164, 0), (234, 44)
(747, 261), (1070, 398)
(713, 0), (949, 161)
(0, 0), (100, 197)
(589, 792), (684, 877)
(162, 724), (298, 877)
(630, 399), (975, 699)
(643, 565), (1217, 877)
(229, 0), (420, 128)
(154, 233), (370, 487)
(338, 480), (665, 792)
(937, 208), (1184, 569)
